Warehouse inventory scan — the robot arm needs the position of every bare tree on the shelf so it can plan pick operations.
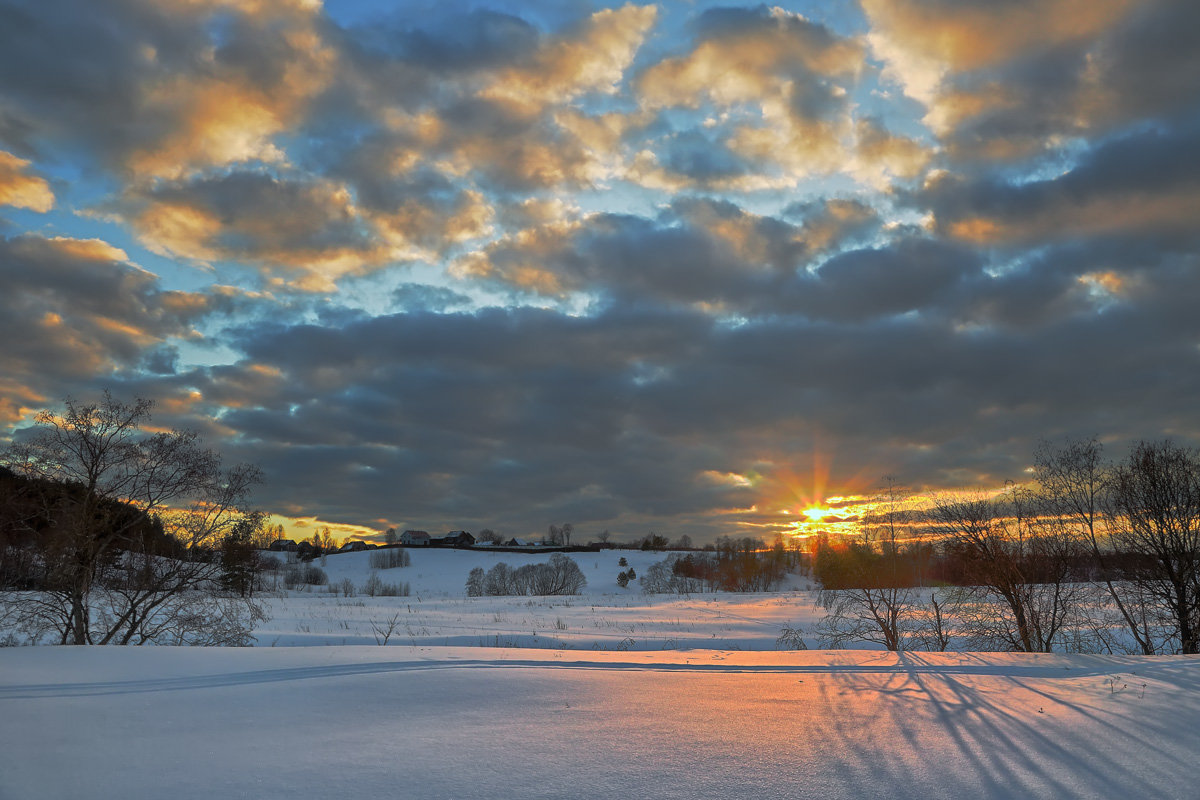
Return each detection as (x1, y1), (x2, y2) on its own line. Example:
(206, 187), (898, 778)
(910, 587), (967, 652)
(1035, 437), (1158, 654)
(931, 486), (1083, 652)
(371, 612), (402, 645)
(1, 393), (265, 645)
(476, 528), (502, 545)
(1108, 441), (1200, 654)
(816, 477), (918, 651)
(465, 566), (485, 596)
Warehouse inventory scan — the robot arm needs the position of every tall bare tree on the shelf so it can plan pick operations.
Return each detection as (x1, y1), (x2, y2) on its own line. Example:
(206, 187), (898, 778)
(1035, 437), (1157, 654)
(1108, 441), (1200, 654)
(2, 393), (264, 645)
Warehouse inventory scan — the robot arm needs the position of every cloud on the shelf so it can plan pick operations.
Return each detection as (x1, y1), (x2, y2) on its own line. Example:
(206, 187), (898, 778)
(850, 117), (932, 186)
(454, 204), (806, 307)
(782, 198), (883, 253)
(864, 0), (1200, 163)
(0, 150), (53, 211)
(114, 256), (1200, 537)
(309, 6), (657, 196)
(795, 237), (983, 323)
(639, 7), (862, 110)
(392, 283), (473, 312)
(337, 156), (495, 251)
(454, 197), (899, 316)
(3, 0), (1197, 541)
(0, 233), (214, 424)
(0, 0), (333, 179)
(863, 0), (1137, 89)
(479, 4), (657, 114)
(635, 6), (864, 184)
(114, 171), (393, 291)
(918, 124), (1200, 246)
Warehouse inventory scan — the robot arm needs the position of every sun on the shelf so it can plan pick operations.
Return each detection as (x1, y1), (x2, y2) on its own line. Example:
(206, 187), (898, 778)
(802, 506), (832, 521)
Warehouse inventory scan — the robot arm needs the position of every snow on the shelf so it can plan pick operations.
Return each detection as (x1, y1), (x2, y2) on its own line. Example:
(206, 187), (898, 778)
(2, 647), (1197, 799)
(257, 547), (820, 649)
(3, 549), (1197, 798)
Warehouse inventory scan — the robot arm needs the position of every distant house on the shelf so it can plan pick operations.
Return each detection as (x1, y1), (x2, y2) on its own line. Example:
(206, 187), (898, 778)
(441, 531), (475, 548)
(401, 530), (431, 546)
(338, 540), (370, 552)
(505, 537), (534, 547)
(268, 539), (298, 552)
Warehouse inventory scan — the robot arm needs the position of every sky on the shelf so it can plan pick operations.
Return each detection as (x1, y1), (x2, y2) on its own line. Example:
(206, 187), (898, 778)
(0, 0), (1197, 544)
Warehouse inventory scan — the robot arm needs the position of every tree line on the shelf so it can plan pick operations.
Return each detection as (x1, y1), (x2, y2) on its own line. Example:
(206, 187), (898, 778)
(640, 536), (801, 593)
(813, 439), (1200, 654)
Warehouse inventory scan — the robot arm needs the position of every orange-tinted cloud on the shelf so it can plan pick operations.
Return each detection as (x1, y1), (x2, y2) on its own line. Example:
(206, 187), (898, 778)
(0, 233), (216, 424)
(452, 217), (584, 296)
(0, 151), (54, 211)
(480, 4), (657, 114)
(125, 1), (334, 179)
(636, 8), (863, 185)
(851, 118), (932, 186)
(638, 9), (862, 110)
(946, 188), (1200, 246)
(864, 0), (1136, 74)
(119, 172), (394, 292)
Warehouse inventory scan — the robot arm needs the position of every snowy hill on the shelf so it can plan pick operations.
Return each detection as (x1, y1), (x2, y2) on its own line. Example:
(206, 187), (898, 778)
(254, 547), (819, 649)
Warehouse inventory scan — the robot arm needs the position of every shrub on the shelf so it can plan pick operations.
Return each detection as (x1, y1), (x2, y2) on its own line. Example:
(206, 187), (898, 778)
(283, 564), (328, 589)
(362, 571), (410, 597)
(369, 549), (411, 570)
(379, 581), (409, 597)
(475, 556), (586, 596)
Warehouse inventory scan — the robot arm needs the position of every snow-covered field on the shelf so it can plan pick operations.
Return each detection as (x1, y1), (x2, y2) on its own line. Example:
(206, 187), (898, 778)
(3, 548), (1197, 799)
(256, 548), (820, 650)
(3, 647), (1197, 799)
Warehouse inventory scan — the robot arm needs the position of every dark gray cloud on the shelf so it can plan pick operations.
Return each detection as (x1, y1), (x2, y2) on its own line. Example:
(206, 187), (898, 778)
(2, 0), (1198, 544)
(110, 170), (391, 290)
(0, 232), (214, 423)
(914, 121), (1200, 248)
(926, 0), (1200, 162)
(657, 131), (751, 184)
(346, 8), (540, 73)
(392, 283), (473, 312)
(461, 199), (980, 323)
(99, 253), (1197, 540)
(0, 0), (328, 177)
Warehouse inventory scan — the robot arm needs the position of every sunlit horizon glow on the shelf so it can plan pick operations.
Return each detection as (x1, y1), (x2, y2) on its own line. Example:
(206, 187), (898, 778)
(0, 0), (1197, 544)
